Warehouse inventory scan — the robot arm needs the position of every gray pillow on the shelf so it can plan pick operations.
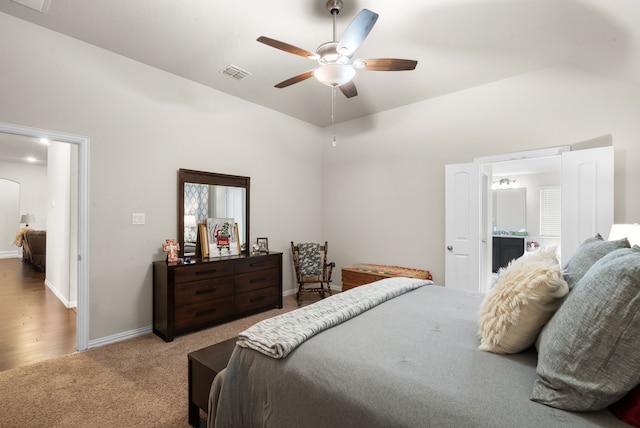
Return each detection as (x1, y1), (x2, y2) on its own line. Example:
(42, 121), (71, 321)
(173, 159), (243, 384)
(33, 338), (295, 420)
(531, 246), (640, 411)
(562, 233), (630, 289)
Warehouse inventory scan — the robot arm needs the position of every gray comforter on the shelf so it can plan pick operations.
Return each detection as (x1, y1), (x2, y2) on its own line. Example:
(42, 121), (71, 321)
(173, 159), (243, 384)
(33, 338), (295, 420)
(208, 285), (627, 427)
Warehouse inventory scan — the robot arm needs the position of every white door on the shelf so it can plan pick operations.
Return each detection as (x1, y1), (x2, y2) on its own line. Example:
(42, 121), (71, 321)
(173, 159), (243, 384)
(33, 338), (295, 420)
(445, 163), (480, 291)
(479, 166), (493, 292)
(560, 146), (614, 264)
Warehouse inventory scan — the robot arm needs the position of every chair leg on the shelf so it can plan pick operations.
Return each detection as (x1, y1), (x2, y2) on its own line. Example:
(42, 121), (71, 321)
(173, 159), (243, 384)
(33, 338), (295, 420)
(297, 284), (303, 306)
(319, 282), (332, 299)
(324, 283), (332, 298)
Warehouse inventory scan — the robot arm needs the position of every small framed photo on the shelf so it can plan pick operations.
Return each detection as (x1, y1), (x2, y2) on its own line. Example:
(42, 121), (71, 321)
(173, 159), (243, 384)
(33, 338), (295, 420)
(257, 237), (269, 253)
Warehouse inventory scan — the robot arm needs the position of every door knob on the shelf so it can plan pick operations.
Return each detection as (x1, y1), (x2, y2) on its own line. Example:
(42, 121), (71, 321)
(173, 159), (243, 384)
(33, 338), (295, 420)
(447, 245), (453, 251)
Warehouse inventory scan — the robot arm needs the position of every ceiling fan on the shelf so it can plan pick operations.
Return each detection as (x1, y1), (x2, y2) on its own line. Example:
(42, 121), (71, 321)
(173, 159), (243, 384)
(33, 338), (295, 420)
(257, 0), (418, 98)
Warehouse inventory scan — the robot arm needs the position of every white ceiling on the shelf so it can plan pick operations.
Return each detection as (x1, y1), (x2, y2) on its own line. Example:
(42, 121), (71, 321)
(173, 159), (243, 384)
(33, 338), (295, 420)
(1, 0), (639, 164)
(0, 132), (48, 166)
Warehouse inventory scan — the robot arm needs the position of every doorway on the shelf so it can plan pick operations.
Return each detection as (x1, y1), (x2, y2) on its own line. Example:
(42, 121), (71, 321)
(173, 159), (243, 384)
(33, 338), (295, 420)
(0, 122), (89, 352)
(445, 145), (614, 293)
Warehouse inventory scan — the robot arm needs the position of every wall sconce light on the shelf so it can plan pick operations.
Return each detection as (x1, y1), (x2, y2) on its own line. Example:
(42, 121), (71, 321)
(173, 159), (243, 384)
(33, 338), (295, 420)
(492, 178), (516, 189)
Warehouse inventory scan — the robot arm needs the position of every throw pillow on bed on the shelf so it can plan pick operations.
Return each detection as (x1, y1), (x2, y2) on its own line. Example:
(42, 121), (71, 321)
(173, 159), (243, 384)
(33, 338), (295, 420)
(478, 247), (568, 354)
(562, 233), (630, 289)
(531, 246), (640, 411)
(610, 383), (640, 427)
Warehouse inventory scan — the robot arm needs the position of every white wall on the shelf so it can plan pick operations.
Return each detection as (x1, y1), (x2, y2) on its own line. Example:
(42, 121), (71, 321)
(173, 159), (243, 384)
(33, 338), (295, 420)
(323, 65), (640, 286)
(0, 178), (19, 257)
(0, 12), (325, 341)
(45, 142), (74, 307)
(0, 161), (48, 231)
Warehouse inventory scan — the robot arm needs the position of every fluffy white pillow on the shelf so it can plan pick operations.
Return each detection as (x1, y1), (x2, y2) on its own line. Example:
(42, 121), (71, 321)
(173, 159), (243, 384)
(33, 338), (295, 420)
(478, 247), (568, 354)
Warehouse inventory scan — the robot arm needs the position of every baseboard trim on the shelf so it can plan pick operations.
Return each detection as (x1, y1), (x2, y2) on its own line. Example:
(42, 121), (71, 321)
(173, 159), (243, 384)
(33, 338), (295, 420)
(87, 288), (341, 350)
(44, 279), (76, 309)
(0, 251), (19, 259)
(89, 325), (153, 349)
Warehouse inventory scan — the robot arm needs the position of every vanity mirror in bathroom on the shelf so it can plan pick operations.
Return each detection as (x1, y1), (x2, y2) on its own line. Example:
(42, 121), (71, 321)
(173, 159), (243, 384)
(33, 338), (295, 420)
(493, 187), (526, 233)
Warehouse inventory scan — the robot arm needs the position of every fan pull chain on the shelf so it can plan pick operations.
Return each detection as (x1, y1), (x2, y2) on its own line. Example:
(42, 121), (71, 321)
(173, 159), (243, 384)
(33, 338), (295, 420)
(331, 87), (337, 146)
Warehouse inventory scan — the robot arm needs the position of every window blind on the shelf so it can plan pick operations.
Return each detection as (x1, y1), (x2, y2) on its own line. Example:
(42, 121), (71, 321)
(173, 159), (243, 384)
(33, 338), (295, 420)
(540, 187), (561, 237)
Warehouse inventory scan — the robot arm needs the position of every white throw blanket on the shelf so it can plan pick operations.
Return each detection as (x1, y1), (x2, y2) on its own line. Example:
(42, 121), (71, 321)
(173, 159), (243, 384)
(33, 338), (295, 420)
(237, 277), (432, 359)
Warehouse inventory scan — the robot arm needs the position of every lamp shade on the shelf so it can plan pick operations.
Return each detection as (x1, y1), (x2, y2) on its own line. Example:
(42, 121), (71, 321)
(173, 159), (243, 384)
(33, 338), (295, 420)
(184, 215), (197, 228)
(20, 214), (36, 225)
(314, 64), (356, 87)
(609, 224), (640, 247)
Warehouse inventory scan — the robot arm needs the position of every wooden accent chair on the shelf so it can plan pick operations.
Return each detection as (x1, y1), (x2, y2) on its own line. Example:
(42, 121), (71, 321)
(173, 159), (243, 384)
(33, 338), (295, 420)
(291, 241), (335, 305)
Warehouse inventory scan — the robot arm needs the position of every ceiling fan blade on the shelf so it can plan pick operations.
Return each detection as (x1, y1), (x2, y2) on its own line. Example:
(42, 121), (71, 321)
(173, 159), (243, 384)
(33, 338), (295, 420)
(274, 70), (315, 88)
(337, 9), (379, 56)
(339, 81), (358, 98)
(356, 58), (418, 71)
(257, 36), (318, 59)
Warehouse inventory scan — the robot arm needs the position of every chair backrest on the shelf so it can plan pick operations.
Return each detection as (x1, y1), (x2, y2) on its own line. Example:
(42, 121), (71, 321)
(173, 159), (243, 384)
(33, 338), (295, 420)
(291, 241), (328, 279)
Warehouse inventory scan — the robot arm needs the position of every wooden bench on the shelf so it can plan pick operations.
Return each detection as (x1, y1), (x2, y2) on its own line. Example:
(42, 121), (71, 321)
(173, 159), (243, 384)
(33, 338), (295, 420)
(342, 263), (432, 291)
(188, 337), (237, 426)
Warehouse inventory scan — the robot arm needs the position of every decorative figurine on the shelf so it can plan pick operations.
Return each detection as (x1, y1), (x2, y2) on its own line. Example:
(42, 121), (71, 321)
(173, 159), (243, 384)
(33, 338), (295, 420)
(163, 239), (180, 263)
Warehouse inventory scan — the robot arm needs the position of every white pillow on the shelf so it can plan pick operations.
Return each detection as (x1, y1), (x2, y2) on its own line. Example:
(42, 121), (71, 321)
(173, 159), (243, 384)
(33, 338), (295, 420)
(478, 247), (568, 354)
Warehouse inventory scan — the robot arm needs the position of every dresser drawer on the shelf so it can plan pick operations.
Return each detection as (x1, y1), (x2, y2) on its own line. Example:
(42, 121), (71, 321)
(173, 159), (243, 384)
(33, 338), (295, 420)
(174, 261), (234, 283)
(234, 256), (279, 274)
(235, 287), (280, 314)
(175, 296), (235, 332)
(175, 277), (234, 307)
(235, 267), (280, 294)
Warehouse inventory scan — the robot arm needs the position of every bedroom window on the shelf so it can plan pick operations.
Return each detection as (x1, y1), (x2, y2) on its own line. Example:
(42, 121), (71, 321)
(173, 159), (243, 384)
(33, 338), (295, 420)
(540, 187), (561, 237)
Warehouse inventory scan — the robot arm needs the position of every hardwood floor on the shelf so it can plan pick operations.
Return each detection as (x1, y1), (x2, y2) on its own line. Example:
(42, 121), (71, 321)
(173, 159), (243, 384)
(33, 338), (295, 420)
(0, 257), (76, 372)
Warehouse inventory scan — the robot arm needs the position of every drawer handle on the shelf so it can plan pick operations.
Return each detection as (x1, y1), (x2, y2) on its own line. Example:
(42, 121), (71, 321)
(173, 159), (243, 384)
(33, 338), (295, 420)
(250, 262), (266, 268)
(196, 308), (217, 317)
(250, 277), (266, 284)
(249, 296), (266, 303)
(196, 269), (217, 276)
(195, 287), (217, 295)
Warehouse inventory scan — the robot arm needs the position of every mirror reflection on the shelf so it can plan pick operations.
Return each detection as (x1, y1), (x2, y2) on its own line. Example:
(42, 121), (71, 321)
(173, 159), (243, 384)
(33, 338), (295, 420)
(493, 187), (526, 233)
(178, 169), (250, 257)
(183, 184), (246, 255)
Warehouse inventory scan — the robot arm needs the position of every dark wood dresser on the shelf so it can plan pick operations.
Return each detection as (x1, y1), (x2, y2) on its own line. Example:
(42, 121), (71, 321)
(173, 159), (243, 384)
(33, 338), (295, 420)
(153, 252), (282, 342)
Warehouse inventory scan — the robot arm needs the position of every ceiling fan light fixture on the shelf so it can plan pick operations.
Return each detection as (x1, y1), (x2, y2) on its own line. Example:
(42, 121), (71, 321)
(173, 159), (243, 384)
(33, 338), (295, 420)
(257, 5), (417, 95)
(317, 42), (351, 65)
(314, 64), (356, 87)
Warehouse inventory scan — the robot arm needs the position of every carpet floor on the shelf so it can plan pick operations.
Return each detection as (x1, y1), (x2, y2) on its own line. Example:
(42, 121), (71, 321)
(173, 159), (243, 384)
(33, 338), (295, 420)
(0, 295), (301, 427)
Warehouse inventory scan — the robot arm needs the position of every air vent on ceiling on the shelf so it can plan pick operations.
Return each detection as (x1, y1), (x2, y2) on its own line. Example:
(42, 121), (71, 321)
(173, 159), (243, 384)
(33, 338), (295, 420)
(11, 0), (50, 13)
(220, 65), (252, 80)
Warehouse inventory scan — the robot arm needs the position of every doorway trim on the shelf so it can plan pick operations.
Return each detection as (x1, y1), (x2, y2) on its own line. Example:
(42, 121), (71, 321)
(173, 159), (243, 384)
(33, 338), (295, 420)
(474, 146), (569, 165)
(0, 121), (89, 351)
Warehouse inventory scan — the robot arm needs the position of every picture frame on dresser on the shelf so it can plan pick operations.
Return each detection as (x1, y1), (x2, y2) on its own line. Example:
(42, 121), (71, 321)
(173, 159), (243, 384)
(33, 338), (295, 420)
(257, 237), (269, 253)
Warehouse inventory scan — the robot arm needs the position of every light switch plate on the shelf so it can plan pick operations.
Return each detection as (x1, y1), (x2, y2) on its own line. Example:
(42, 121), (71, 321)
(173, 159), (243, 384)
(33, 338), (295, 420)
(132, 213), (145, 225)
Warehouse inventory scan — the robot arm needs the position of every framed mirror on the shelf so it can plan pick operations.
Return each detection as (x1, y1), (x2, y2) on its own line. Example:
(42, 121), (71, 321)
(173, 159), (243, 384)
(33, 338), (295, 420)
(178, 169), (250, 257)
(493, 187), (526, 232)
